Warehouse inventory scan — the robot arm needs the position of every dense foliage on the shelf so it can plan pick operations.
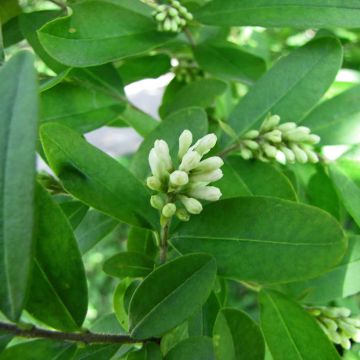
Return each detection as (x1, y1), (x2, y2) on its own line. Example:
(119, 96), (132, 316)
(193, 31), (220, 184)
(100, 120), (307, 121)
(1, 0), (360, 359)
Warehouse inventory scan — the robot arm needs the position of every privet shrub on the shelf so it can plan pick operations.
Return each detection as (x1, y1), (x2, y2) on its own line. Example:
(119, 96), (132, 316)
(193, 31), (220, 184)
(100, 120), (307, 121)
(1, 0), (360, 359)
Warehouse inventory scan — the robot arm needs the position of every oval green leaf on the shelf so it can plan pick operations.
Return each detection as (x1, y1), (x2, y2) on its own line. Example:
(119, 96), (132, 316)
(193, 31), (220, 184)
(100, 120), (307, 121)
(259, 289), (340, 360)
(128, 343), (162, 360)
(165, 337), (215, 360)
(129, 253), (217, 339)
(171, 197), (346, 284)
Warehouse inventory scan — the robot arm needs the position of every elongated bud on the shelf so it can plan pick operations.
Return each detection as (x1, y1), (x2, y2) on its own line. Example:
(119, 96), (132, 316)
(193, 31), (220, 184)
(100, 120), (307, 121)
(290, 144), (308, 163)
(163, 18), (172, 31)
(188, 185), (222, 201)
(303, 148), (319, 163)
(179, 150), (201, 172)
(179, 195), (203, 214)
(240, 147), (253, 160)
(340, 337), (351, 350)
(261, 114), (280, 132)
(150, 195), (165, 210)
(162, 203), (176, 218)
(146, 176), (162, 191)
(170, 170), (189, 187)
(176, 208), (190, 222)
(243, 139), (259, 150)
(243, 129), (259, 139)
(149, 149), (168, 178)
(190, 169), (223, 183)
(283, 127), (311, 142)
(168, 7), (178, 16)
(193, 133), (217, 156)
(278, 122), (297, 132)
(262, 143), (278, 158)
(322, 318), (338, 331)
(279, 146), (295, 163)
(178, 129), (193, 159)
(352, 329), (360, 342)
(263, 129), (282, 143)
(194, 156), (224, 172)
(154, 140), (172, 170)
(305, 134), (321, 144)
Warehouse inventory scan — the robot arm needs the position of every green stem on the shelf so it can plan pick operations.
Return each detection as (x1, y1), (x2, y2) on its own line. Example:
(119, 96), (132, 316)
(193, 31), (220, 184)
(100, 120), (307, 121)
(240, 281), (261, 293)
(159, 222), (170, 264)
(183, 27), (196, 48)
(218, 143), (240, 158)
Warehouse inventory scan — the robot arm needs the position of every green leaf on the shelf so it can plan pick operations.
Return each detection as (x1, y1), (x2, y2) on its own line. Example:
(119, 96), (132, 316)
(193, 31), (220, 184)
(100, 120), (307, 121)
(213, 308), (264, 360)
(72, 344), (120, 360)
(283, 234), (360, 303)
(117, 54), (171, 85)
(40, 122), (157, 229)
(127, 226), (157, 260)
(128, 343), (162, 360)
(0, 51), (38, 320)
(131, 107), (208, 180)
(259, 289), (340, 360)
(301, 85), (360, 145)
(194, 42), (266, 84)
(160, 79), (227, 117)
(75, 210), (119, 254)
(0, 0), (20, 24)
(129, 254), (217, 339)
(195, 0), (360, 28)
(0, 332), (12, 353)
(26, 183), (88, 331)
(37, 0), (173, 67)
(58, 199), (88, 229)
(103, 252), (155, 278)
(19, 10), (66, 73)
(171, 197), (346, 284)
(226, 37), (342, 141)
(165, 337), (215, 360)
(114, 279), (132, 331)
(329, 161), (360, 227)
(0, 340), (76, 360)
(220, 157), (297, 201)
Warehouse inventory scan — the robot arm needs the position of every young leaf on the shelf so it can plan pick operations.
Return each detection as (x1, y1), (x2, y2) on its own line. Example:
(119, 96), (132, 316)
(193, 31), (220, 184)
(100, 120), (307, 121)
(37, 1), (173, 67)
(103, 252), (155, 278)
(195, 0), (360, 28)
(259, 289), (341, 360)
(283, 234), (360, 303)
(128, 343), (162, 360)
(114, 279), (132, 331)
(165, 337), (215, 360)
(40, 123), (158, 229)
(171, 197), (346, 284)
(194, 42), (266, 84)
(131, 107), (208, 180)
(129, 254), (217, 339)
(26, 183), (88, 331)
(227, 37), (342, 141)
(0, 51), (38, 321)
(213, 308), (265, 360)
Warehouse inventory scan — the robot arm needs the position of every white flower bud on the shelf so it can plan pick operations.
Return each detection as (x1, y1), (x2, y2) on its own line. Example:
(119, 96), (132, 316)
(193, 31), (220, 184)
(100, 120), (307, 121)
(162, 203), (176, 218)
(305, 134), (321, 144)
(176, 208), (190, 222)
(240, 147), (253, 160)
(188, 185), (222, 201)
(262, 143), (278, 158)
(261, 114), (280, 132)
(190, 169), (223, 183)
(290, 144), (308, 163)
(179, 195), (203, 214)
(279, 146), (295, 163)
(243, 140), (259, 150)
(263, 129), (282, 143)
(339, 320), (358, 338)
(150, 195), (165, 210)
(146, 176), (162, 191)
(193, 133), (217, 156)
(243, 130), (259, 139)
(352, 329), (360, 343)
(149, 149), (168, 179)
(278, 122), (297, 132)
(194, 156), (223, 172)
(179, 150), (201, 172)
(322, 318), (338, 331)
(303, 148), (319, 163)
(344, 317), (360, 327)
(283, 127), (311, 142)
(178, 129), (193, 159)
(340, 337), (351, 350)
(154, 140), (172, 171)
(170, 170), (189, 187)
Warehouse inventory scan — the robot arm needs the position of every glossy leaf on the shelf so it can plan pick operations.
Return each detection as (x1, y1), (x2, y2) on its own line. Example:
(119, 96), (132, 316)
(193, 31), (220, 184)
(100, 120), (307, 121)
(26, 184), (88, 331)
(260, 290), (340, 360)
(59, 199), (88, 229)
(227, 37), (342, 141)
(40, 123), (157, 229)
(131, 107), (208, 180)
(213, 308), (265, 360)
(165, 337), (215, 360)
(196, 0), (360, 28)
(0, 0), (20, 24)
(38, 1), (173, 67)
(0, 51), (38, 320)
(194, 43), (266, 84)
(171, 197), (346, 284)
(129, 254), (217, 339)
(114, 279), (132, 331)
(103, 252), (155, 278)
(301, 84), (360, 145)
(127, 226), (157, 260)
(128, 343), (162, 360)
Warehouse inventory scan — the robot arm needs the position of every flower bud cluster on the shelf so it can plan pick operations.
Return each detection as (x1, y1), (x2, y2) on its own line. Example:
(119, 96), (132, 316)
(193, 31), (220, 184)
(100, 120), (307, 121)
(147, 130), (223, 225)
(307, 306), (360, 350)
(239, 114), (321, 163)
(174, 58), (204, 83)
(152, 0), (193, 33)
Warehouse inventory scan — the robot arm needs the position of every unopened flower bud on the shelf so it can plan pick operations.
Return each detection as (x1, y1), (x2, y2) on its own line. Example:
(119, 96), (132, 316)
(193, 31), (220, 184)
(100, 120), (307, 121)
(263, 129), (282, 143)
(194, 156), (223, 172)
(190, 169), (223, 183)
(150, 195), (165, 210)
(168, 7), (178, 16)
(290, 144), (308, 163)
(179, 150), (201, 172)
(340, 337), (351, 350)
(279, 146), (295, 163)
(278, 122), (297, 132)
(193, 133), (217, 156)
(176, 208), (190, 222)
(154, 139), (172, 170)
(305, 134), (321, 144)
(162, 203), (176, 218)
(261, 114), (280, 132)
(155, 12), (166, 21)
(240, 147), (253, 160)
(283, 127), (311, 142)
(188, 185), (222, 201)
(179, 195), (203, 214)
(262, 143), (278, 158)
(243, 130), (259, 139)
(178, 129), (193, 159)
(146, 176), (162, 191)
(149, 149), (168, 179)
(170, 170), (189, 187)
(243, 139), (259, 150)
(303, 148), (319, 163)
